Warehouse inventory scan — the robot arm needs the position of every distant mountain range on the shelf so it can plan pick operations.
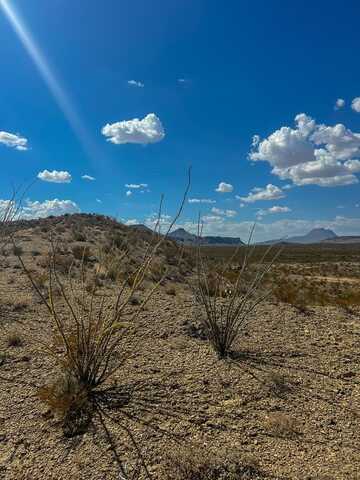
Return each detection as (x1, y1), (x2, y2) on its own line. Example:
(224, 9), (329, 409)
(259, 228), (338, 245)
(168, 228), (244, 246)
(129, 225), (360, 246)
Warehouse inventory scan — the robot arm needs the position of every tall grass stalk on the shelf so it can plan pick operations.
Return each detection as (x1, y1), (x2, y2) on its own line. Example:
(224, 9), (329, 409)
(191, 221), (281, 357)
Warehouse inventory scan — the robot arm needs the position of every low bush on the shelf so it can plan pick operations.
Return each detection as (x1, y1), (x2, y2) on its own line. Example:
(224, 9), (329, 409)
(72, 244), (92, 261)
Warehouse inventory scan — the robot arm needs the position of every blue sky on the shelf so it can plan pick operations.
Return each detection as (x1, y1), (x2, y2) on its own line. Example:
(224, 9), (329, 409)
(1, 0), (360, 241)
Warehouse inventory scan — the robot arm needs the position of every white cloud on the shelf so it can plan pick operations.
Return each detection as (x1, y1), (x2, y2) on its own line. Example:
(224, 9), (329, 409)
(239, 184), (285, 203)
(128, 80), (144, 88)
(0, 131), (28, 151)
(21, 199), (80, 219)
(82, 174), (95, 181)
(211, 207), (237, 217)
(144, 213), (172, 231)
(252, 134), (260, 147)
(101, 113), (165, 145)
(0, 198), (80, 220)
(124, 218), (139, 226)
(96, 198), (102, 203)
(351, 97), (360, 113)
(250, 113), (316, 169)
(125, 183), (148, 189)
(268, 206), (291, 213)
(202, 215), (223, 223)
(126, 190), (132, 197)
(257, 205), (291, 217)
(188, 198), (216, 204)
(335, 98), (345, 110)
(215, 182), (233, 193)
(250, 113), (360, 187)
(37, 170), (72, 183)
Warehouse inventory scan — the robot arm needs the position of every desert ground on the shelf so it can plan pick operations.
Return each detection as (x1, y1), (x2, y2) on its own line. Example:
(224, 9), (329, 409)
(1, 214), (360, 479)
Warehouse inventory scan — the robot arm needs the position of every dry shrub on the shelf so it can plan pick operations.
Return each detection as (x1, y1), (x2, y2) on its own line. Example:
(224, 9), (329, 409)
(0, 352), (7, 366)
(38, 372), (93, 437)
(85, 274), (102, 294)
(191, 224), (280, 357)
(73, 229), (86, 242)
(38, 252), (73, 274)
(165, 285), (176, 296)
(129, 295), (140, 305)
(11, 300), (28, 312)
(7, 332), (23, 347)
(15, 171), (191, 449)
(332, 289), (360, 312)
(97, 248), (126, 282)
(32, 270), (48, 290)
(150, 258), (166, 282)
(162, 444), (263, 480)
(163, 241), (180, 266)
(273, 280), (309, 312)
(266, 372), (293, 397)
(265, 412), (299, 437)
(72, 244), (92, 261)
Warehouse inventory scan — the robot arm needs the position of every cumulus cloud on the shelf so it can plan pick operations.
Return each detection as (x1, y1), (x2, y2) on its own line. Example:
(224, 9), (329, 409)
(126, 190), (132, 197)
(188, 198), (216, 204)
(21, 199), (80, 219)
(211, 207), (237, 217)
(239, 184), (285, 203)
(125, 183), (148, 189)
(144, 213), (172, 232)
(256, 205), (291, 217)
(215, 182), (233, 193)
(335, 98), (345, 110)
(101, 113), (165, 145)
(96, 198), (102, 203)
(0, 131), (28, 151)
(351, 97), (360, 113)
(250, 113), (360, 187)
(267, 206), (291, 213)
(128, 80), (144, 88)
(82, 174), (95, 181)
(37, 170), (72, 183)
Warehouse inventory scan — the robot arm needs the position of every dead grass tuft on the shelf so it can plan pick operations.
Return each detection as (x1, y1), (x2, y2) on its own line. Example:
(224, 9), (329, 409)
(162, 444), (264, 479)
(7, 332), (24, 347)
(265, 412), (299, 437)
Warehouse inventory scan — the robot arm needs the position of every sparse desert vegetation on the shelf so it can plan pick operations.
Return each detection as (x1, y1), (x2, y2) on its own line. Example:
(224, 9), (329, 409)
(1, 213), (360, 479)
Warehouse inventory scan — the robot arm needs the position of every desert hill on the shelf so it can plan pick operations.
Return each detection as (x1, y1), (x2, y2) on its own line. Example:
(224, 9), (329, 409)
(259, 228), (338, 245)
(169, 227), (245, 246)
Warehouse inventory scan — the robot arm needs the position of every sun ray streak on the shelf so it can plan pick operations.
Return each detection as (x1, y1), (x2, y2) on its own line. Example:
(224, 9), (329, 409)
(1, 0), (94, 157)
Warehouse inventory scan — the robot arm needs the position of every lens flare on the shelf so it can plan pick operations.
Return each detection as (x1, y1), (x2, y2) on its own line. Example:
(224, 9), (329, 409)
(1, 0), (94, 156)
